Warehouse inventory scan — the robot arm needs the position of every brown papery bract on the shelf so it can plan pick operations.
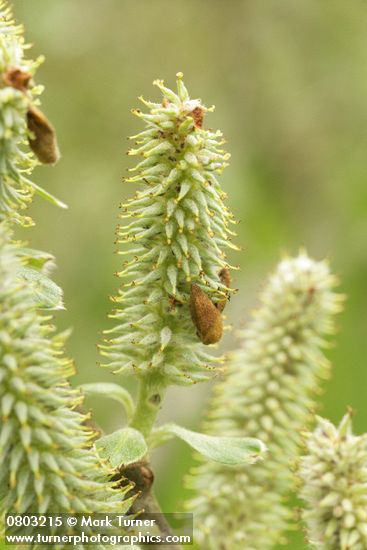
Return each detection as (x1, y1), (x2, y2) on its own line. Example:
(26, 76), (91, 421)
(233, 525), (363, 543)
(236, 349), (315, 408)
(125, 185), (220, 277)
(216, 268), (231, 312)
(3, 66), (31, 92)
(190, 106), (204, 129)
(190, 284), (223, 345)
(27, 104), (60, 165)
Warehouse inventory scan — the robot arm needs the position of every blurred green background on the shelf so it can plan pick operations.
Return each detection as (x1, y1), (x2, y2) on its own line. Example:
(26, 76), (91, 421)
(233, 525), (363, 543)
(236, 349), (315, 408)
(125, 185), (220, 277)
(9, 0), (367, 548)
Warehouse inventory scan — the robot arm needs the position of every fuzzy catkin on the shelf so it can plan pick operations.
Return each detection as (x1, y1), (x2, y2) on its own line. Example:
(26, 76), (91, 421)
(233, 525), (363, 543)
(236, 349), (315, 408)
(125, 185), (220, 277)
(0, 228), (131, 517)
(187, 253), (343, 550)
(0, 1), (38, 226)
(0, 3), (133, 547)
(100, 74), (237, 385)
(299, 414), (367, 550)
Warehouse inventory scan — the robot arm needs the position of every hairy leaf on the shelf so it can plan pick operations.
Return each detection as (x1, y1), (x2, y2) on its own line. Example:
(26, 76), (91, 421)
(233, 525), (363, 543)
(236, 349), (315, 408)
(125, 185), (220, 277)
(17, 266), (64, 310)
(151, 423), (266, 465)
(80, 383), (135, 419)
(97, 428), (148, 467)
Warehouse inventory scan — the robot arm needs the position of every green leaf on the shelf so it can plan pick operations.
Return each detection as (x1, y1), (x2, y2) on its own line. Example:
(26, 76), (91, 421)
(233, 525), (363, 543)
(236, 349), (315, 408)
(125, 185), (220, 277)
(150, 423), (266, 465)
(25, 177), (68, 210)
(80, 383), (135, 420)
(96, 428), (148, 468)
(16, 247), (55, 271)
(17, 267), (64, 310)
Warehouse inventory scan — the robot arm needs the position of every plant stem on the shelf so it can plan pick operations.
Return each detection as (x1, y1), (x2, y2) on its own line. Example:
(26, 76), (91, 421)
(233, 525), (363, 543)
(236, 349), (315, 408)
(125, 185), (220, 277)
(128, 376), (185, 547)
(141, 491), (183, 550)
(120, 461), (183, 550)
(130, 372), (167, 438)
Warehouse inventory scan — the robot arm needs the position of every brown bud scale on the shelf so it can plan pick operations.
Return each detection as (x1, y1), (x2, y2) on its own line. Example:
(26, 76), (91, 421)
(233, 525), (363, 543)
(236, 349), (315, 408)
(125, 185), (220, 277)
(216, 268), (231, 312)
(190, 106), (204, 129)
(27, 104), (60, 165)
(190, 284), (223, 345)
(3, 66), (32, 91)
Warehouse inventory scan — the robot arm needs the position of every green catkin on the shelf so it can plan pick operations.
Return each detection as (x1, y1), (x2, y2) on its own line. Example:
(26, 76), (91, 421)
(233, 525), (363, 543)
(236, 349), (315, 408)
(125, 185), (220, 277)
(187, 253), (343, 550)
(0, 3), (134, 548)
(0, 0), (39, 227)
(299, 414), (367, 550)
(0, 227), (131, 518)
(0, 1), (61, 228)
(100, 73), (236, 386)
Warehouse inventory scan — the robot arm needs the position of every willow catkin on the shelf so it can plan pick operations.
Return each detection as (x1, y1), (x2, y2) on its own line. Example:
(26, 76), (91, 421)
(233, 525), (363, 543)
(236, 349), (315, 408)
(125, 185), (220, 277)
(299, 413), (367, 550)
(187, 253), (343, 549)
(100, 73), (237, 385)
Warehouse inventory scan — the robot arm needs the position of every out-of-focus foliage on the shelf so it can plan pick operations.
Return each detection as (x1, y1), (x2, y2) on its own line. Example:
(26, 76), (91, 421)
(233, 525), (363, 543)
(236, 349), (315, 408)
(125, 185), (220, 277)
(188, 254), (343, 549)
(11, 1), (367, 548)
